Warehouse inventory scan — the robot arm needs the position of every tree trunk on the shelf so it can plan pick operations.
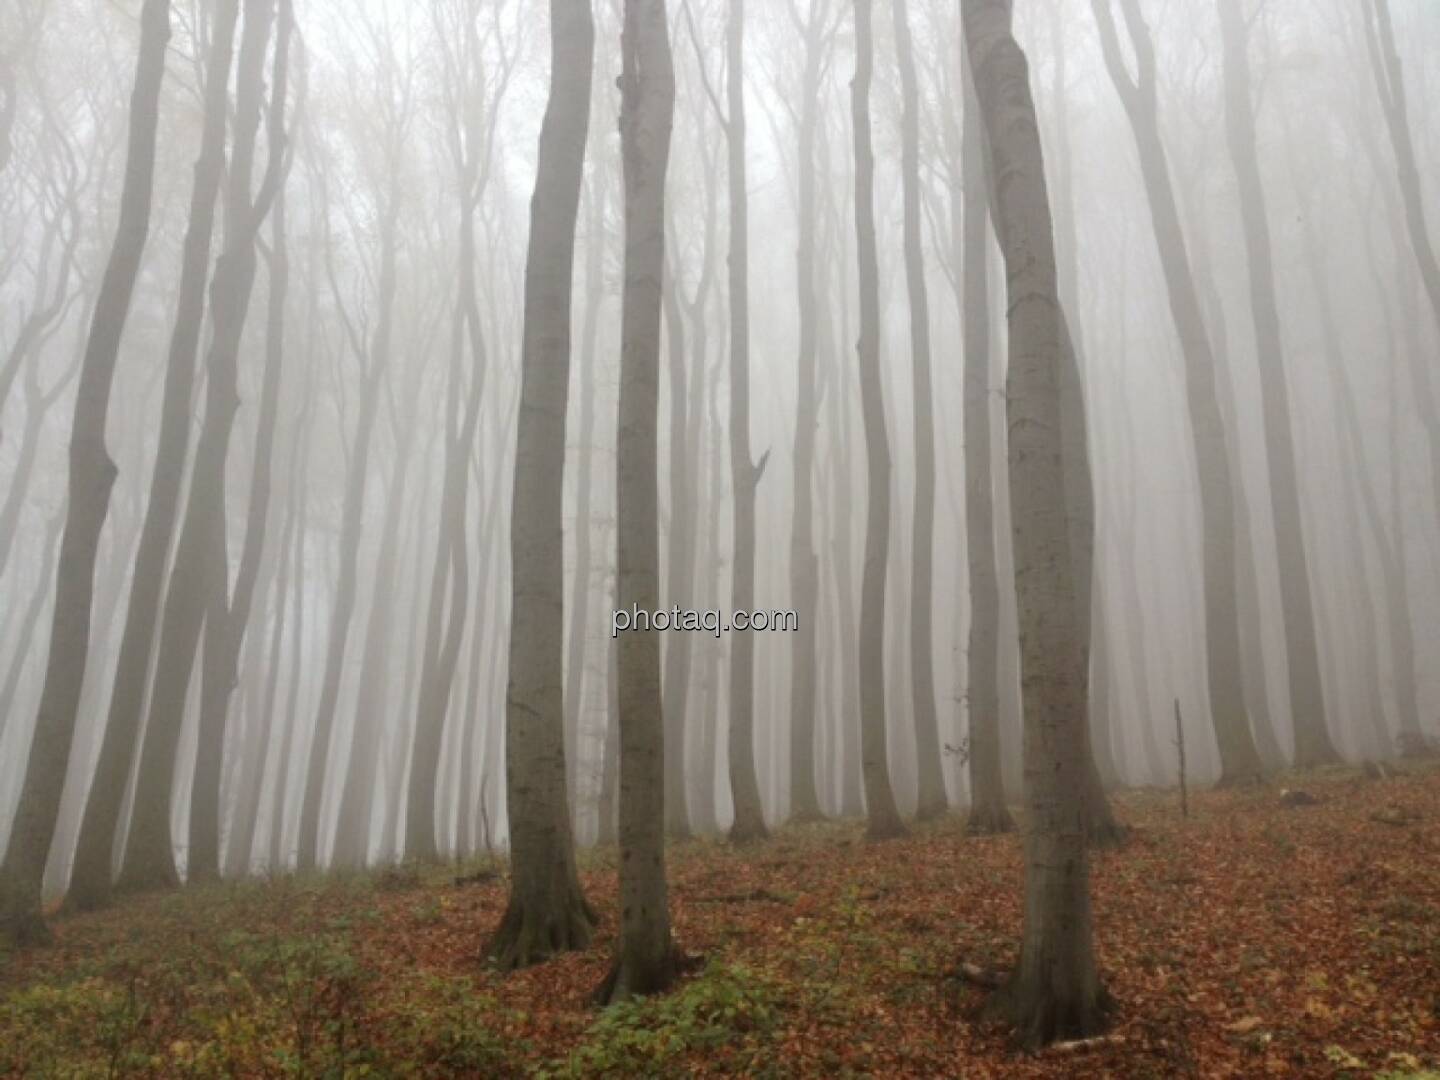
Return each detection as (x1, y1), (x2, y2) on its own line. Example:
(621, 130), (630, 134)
(1362, 0), (1440, 336)
(1217, 0), (1337, 768)
(0, 0), (170, 947)
(190, 7), (295, 880)
(724, 0), (769, 846)
(1091, 0), (1267, 784)
(486, 0), (595, 967)
(64, 0), (237, 912)
(960, 57), (1012, 836)
(964, 0), (1109, 1046)
(892, 0), (947, 821)
(660, 260), (695, 838)
(117, 0), (282, 893)
(851, 0), (905, 841)
(596, 0), (679, 1004)
(786, 0), (831, 826)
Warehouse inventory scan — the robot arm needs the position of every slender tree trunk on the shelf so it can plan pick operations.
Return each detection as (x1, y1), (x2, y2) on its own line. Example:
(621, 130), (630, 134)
(0, 0), (170, 946)
(1362, 0), (1440, 336)
(1091, 0), (1267, 783)
(64, 0), (237, 912)
(1217, 0), (1337, 768)
(892, 0), (946, 821)
(960, 57), (1013, 836)
(964, 0), (1108, 1045)
(0, 508), (64, 747)
(786, 0), (830, 826)
(190, 11), (295, 879)
(117, 0), (284, 892)
(660, 260), (695, 838)
(296, 210), (397, 872)
(851, 0), (905, 840)
(267, 467), (308, 872)
(724, 0), (769, 846)
(596, 0), (680, 1004)
(565, 177), (605, 817)
(487, 0), (596, 967)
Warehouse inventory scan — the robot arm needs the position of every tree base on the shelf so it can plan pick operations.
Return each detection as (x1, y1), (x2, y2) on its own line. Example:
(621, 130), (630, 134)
(592, 941), (695, 1006)
(915, 797), (950, 823)
(114, 859), (180, 898)
(485, 881), (596, 970)
(0, 904), (52, 951)
(865, 813), (909, 841)
(1213, 766), (1267, 791)
(787, 808), (828, 827)
(966, 804), (1016, 836)
(984, 969), (1112, 1051)
(61, 869), (114, 915)
(728, 816), (770, 846)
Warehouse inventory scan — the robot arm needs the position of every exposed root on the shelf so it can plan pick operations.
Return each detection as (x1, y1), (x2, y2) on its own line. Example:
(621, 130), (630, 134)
(983, 972), (1114, 1052)
(966, 804), (1016, 836)
(485, 886), (596, 971)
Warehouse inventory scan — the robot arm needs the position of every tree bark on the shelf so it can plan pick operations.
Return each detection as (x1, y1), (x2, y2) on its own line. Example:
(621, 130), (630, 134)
(1217, 0), (1337, 768)
(1362, 0), (1440, 337)
(117, 0), (283, 893)
(0, 0), (170, 946)
(850, 0), (905, 841)
(960, 57), (1012, 836)
(786, 0), (832, 826)
(64, 0), (238, 912)
(724, 0), (769, 846)
(596, 0), (680, 1004)
(486, 0), (596, 967)
(963, 0), (1109, 1046)
(1091, 0), (1267, 784)
(892, 0), (947, 821)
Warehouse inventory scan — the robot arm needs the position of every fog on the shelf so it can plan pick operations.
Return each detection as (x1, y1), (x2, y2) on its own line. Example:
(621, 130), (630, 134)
(1, 0), (1439, 1037)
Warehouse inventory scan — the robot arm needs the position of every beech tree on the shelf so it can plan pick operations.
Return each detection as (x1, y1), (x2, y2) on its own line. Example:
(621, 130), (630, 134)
(962, 0), (1108, 1046)
(488, 0), (596, 968)
(0, 0), (171, 945)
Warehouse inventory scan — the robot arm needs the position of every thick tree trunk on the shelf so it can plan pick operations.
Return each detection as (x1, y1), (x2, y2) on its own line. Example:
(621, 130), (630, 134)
(850, 0), (905, 841)
(960, 60), (1012, 836)
(1091, 0), (1267, 785)
(1217, 0), (1337, 768)
(963, 0), (1109, 1046)
(486, 0), (595, 967)
(0, 0), (171, 946)
(892, 0), (947, 821)
(724, 0), (769, 846)
(596, 0), (679, 1004)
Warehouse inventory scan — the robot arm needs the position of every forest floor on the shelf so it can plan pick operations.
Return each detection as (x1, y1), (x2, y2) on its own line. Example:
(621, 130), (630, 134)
(3, 763), (1439, 1078)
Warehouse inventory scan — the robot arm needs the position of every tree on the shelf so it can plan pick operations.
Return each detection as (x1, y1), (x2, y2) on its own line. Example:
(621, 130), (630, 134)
(1362, 0), (1440, 337)
(64, 0), (241, 909)
(960, 54), (1012, 836)
(1091, 0), (1270, 783)
(722, 0), (769, 845)
(1216, 0), (1337, 769)
(116, 0), (284, 893)
(486, 0), (596, 968)
(892, 0), (947, 821)
(850, 0), (905, 840)
(0, 0), (171, 946)
(596, 0), (680, 1004)
(962, 0), (1109, 1045)
(784, 0), (836, 825)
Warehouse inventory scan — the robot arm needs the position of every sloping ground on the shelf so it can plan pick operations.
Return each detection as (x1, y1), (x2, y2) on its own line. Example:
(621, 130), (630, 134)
(2, 763), (1438, 1077)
